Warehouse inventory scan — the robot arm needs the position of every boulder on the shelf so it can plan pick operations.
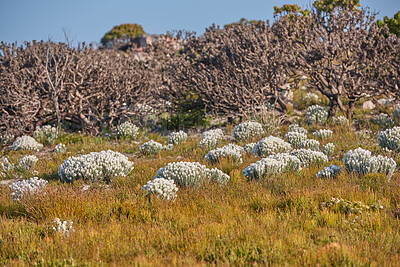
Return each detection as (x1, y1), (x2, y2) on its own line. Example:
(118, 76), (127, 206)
(363, 101), (375, 110)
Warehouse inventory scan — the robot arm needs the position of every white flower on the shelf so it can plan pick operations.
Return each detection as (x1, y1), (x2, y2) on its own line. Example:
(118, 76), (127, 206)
(199, 129), (224, 150)
(285, 131), (308, 147)
(252, 136), (292, 157)
(33, 125), (58, 145)
(298, 139), (320, 151)
(313, 129), (333, 140)
(142, 178), (178, 201)
(316, 164), (342, 179)
(0, 133), (15, 146)
(52, 217), (74, 236)
(58, 150), (134, 183)
(378, 126), (400, 152)
(306, 105), (328, 124)
(116, 121), (139, 139)
(372, 113), (394, 129)
(304, 92), (319, 102)
(17, 155), (38, 172)
(154, 161), (229, 188)
(12, 136), (43, 151)
(205, 143), (244, 164)
(168, 131), (187, 145)
(322, 143), (335, 156)
(393, 106), (400, 122)
(243, 143), (257, 154)
(9, 177), (48, 201)
(332, 116), (349, 126)
(287, 124), (308, 135)
(139, 140), (163, 155)
(232, 121), (264, 142)
(291, 149), (328, 167)
(53, 143), (67, 154)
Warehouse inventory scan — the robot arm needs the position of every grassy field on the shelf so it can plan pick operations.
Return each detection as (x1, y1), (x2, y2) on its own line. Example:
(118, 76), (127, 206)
(1, 105), (400, 266)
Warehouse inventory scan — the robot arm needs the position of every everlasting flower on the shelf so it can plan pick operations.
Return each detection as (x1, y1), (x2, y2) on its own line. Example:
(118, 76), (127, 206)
(33, 125), (58, 145)
(9, 177), (48, 201)
(0, 133), (15, 146)
(142, 178), (178, 201)
(322, 143), (335, 156)
(53, 143), (67, 154)
(232, 121), (264, 142)
(168, 130), (187, 145)
(12, 136), (43, 151)
(58, 150), (134, 183)
(199, 129), (224, 150)
(252, 136), (292, 157)
(116, 121), (139, 139)
(291, 149), (328, 167)
(17, 155), (38, 172)
(139, 140), (163, 155)
(304, 92), (319, 102)
(378, 126), (400, 152)
(313, 129), (333, 140)
(285, 131), (308, 147)
(372, 113), (394, 129)
(306, 105), (328, 124)
(52, 218), (74, 236)
(205, 143), (244, 164)
(332, 116), (350, 126)
(287, 124), (308, 135)
(243, 143), (257, 154)
(298, 139), (320, 151)
(316, 164), (342, 179)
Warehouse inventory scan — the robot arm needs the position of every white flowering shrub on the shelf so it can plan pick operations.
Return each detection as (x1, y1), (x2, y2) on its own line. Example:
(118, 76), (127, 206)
(33, 125), (58, 145)
(287, 124), (308, 135)
(291, 149), (328, 167)
(284, 131), (308, 147)
(53, 143), (67, 154)
(306, 105), (328, 124)
(232, 121), (264, 142)
(316, 165), (342, 179)
(252, 136), (292, 157)
(12, 136), (43, 151)
(332, 116), (350, 126)
(53, 218), (75, 236)
(1, 157), (14, 173)
(356, 129), (371, 139)
(243, 143), (256, 154)
(0, 133), (14, 146)
(304, 92), (319, 102)
(168, 130), (187, 145)
(243, 153), (301, 180)
(9, 177), (48, 201)
(142, 178), (178, 201)
(298, 139), (320, 151)
(199, 129), (224, 150)
(162, 144), (174, 151)
(378, 126), (400, 152)
(17, 155), (38, 172)
(372, 113), (395, 129)
(312, 129), (333, 140)
(116, 121), (139, 139)
(322, 143), (335, 156)
(393, 106), (400, 123)
(139, 140), (163, 155)
(153, 161), (229, 188)
(343, 147), (397, 177)
(320, 197), (383, 215)
(58, 150), (134, 183)
(205, 144), (244, 164)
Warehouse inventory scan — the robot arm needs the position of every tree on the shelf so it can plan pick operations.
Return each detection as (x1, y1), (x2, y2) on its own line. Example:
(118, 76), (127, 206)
(377, 11), (400, 37)
(100, 23), (145, 49)
(224, 18), (258, 28)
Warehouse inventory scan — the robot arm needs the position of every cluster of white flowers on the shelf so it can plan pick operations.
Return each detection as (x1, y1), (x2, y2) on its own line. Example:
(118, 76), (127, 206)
(251, 136), (292, 157)
(139, 140), (163, 155)
(199, 129), (224, 150)
(162, 144), (174, 151)
(378, 126), (400, 152)
(243, 143), (256, 154)
(372, 113), (395, 129)
(9, 177), (48, 201)
(291, 149), (328, 167)
(313, 129), (333, 140)
(12, 136), (43, 151)
(232, 121), (264, 142)
(168, 130), (187, 145)
(58, 150), (134, 183)
(316, 164), (342, 179)
(134, 103), (156, 114)
(33, 125), (58, 145)
(343, 147), (397, 177)
(0, 133), (15, 146)
(332, 116), (350, 126)
(287, 124), (308, 135)
(393, 106), (400, 122)
(205, 144), (244, 164)
(322, 143), (335, 156)
(320, 197), (384, 215)
(298, 139), (320, 151)
(284, 131), (308, 147)
(356, 129), (371, 139)
(53, 143), (67, 154)
(17, 155), (38, 172)
(304, 92), (319, 102)
(1, 157), (14, 173)
(243, 153), (301, 180)
(306, 105), (328, 124)
(153, 161), (229, 188)
(142, 178), (178, 201)
(52, 218), (75, 236)
(116, 121), (139, 139)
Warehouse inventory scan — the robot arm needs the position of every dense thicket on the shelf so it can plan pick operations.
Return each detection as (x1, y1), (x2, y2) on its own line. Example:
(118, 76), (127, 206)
(1, 4), (399, 136)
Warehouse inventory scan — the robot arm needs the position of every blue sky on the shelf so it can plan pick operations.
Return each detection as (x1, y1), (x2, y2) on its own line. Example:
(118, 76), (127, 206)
(1, 0), (399, 46)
